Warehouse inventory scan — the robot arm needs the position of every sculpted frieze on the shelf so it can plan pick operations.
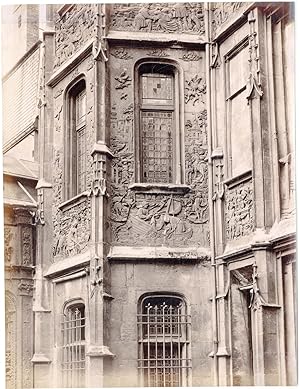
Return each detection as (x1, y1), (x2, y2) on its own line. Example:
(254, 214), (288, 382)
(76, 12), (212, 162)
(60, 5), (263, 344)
(111, 192), (209, 247)
(211, 2), (248, 36)
(110, 3), (205, 35)
(53, 199), (91, 258)
(54, 4), (95, 69)
(225, 179), (254, 240)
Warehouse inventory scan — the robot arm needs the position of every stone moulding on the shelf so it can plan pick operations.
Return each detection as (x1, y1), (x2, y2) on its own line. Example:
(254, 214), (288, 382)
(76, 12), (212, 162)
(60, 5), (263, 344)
(128, 182), (191, 195)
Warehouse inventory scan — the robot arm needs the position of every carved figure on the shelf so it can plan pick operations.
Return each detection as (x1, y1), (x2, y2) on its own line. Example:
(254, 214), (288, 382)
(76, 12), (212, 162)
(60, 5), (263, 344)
(225, 181), (254, 240)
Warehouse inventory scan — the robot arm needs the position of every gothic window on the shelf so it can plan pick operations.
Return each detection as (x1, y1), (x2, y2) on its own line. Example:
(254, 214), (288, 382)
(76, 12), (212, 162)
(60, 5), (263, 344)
(61, 303), (86, 388)
(65, 79), (87, 199)
(137, 294), (191, 387)
(136, 63), (181, 184)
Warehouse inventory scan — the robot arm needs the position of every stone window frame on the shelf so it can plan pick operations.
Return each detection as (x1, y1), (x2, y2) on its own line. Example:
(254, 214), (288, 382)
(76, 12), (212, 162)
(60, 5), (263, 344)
(137, 292), (192, 387)
(133, 59), (185, 187)
(61, 299), (86, 388)
(63, 76), (87, 201)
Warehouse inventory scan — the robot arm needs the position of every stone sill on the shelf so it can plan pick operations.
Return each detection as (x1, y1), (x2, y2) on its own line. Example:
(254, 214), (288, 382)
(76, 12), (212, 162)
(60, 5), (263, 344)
(106, 31), (206, 44)
(129, 183), (191, 195)
(58, 191), (89, 212)
(108, 245), (210, 261)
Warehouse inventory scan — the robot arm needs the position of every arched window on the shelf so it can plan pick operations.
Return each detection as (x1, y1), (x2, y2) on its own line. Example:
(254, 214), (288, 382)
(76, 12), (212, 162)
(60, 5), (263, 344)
(137, 294), (191, 387)
(65, 78), (87, 199)
(135, 62), (182, 184)
(61, 302), (86, 388)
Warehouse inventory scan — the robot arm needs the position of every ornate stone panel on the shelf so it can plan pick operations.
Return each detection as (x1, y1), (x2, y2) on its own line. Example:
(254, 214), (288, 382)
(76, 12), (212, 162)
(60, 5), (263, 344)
(21, 226), (33, 266)
(53, 198), (91, 258)
(211, 2), (250, 37)
(54, 4), (96, 69)
(225, 178), (254, 240)
(109, 45), (209, 248)
(110, 3), (205, 35)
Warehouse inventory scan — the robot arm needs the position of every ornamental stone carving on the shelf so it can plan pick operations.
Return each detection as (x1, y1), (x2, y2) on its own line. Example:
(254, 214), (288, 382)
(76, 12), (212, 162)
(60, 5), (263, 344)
(225, 179), (254, 240)
(18, 280), (34, 296)
(180, 51), (202, 62)
(21, 226), (33, 266)
(185, 75), (206, 105)
(115, 70), (132, 90)
(54, 4), (95, 69)
(53, 199), (91, 258)
(111, 48), (133, 60)
(211, 2), (247, 36)
(4, 227), (13, 264)
(110, 3), (205, 35)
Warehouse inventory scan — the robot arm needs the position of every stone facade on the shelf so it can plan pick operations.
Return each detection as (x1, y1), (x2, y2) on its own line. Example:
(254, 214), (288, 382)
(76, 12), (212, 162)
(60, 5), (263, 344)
(3, 2), (296, 388)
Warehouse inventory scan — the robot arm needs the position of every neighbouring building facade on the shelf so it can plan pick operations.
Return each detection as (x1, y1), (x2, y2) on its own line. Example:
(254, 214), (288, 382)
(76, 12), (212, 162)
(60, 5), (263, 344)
(3, 3), (296, 388)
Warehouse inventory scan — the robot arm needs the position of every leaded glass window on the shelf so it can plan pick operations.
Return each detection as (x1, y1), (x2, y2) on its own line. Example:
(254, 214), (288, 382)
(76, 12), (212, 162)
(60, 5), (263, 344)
(75, 90), (86, 194)
(139, 65), (175, 184)
(137, 295), (191, 387)
(65, 79), (87, 200)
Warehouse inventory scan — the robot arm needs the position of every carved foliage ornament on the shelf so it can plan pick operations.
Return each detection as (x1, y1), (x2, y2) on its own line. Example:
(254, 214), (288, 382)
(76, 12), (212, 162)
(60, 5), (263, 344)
(110, 3), (205, 35)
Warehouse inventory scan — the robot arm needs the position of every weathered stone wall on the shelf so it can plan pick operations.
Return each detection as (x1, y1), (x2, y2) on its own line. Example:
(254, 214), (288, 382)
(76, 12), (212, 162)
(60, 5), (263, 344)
(107, 260), (212, 387)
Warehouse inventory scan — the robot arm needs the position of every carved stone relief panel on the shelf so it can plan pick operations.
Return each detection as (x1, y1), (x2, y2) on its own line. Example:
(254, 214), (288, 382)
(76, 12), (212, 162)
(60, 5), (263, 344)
(21, 226), (33, 266)
(110, 3), (205, 35)
(211, 2), (250, 37)
(53, 198), (91, 258)
(54, 4), (95, 69)
(225, 179), (254, 240)
(108, 45), (208, 247)
(111, 192), (209, 247)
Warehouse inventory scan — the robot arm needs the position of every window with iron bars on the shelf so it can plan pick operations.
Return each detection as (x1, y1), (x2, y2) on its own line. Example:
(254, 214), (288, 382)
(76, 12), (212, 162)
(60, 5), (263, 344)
(137, 295), (191, 387)
(61, 303), (86, 388)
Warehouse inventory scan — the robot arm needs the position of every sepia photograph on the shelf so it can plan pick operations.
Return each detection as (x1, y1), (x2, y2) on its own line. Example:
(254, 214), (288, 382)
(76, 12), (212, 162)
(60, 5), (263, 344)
(2, 2), (296, 388)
